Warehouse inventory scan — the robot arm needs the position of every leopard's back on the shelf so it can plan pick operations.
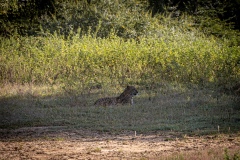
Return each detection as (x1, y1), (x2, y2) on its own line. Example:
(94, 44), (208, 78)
(94, 97), (117, 106)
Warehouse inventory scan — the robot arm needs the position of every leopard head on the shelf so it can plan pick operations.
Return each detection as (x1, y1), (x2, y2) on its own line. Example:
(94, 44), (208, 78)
(125, 85), (138, 96)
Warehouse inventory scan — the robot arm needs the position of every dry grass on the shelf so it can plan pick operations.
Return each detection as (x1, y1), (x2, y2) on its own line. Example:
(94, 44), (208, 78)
(0, 127), (239, 159)
(164, 148), (240, 160)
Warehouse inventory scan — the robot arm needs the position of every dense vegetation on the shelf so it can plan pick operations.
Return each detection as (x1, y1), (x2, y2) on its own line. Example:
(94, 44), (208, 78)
(1, 30), (239, 87)
(0, 0), (239, 91)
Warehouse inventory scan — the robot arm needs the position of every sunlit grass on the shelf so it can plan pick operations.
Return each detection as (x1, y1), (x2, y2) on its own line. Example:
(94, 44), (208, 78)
(0, 17), (239, 88)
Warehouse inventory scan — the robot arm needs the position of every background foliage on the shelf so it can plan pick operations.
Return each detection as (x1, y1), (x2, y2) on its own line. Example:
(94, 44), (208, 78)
(0, 0), (240, 91)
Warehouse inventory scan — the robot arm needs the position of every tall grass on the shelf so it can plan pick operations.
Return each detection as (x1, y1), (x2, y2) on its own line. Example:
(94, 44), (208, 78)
(0, 24), (239, 90)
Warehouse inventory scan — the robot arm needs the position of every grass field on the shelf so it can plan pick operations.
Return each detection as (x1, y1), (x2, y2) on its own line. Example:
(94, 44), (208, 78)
(0, 83), (240, 159)
(1, 83), (239, 134)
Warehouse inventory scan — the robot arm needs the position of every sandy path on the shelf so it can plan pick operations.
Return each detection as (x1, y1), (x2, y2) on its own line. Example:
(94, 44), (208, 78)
(0, 127), (239, 160)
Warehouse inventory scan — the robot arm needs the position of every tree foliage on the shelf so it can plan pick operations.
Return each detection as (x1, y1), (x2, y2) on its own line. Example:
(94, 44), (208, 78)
(0, 0), (56, 36)
(148, 0), (240, 30)
(0, 0), (240, 37)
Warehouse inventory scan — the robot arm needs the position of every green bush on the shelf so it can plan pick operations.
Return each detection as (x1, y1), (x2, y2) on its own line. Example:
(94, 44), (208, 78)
(1, 25), (239, 89)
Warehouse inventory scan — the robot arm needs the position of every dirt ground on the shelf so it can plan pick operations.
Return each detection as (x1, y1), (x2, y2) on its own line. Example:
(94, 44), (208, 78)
(0, 127), (239, 160)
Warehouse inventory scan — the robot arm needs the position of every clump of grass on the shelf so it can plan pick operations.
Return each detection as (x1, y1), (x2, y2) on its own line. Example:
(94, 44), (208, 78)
(224, 149), (240, 160)
(164, 148), (240, 160)
(86, 147), (102, 154)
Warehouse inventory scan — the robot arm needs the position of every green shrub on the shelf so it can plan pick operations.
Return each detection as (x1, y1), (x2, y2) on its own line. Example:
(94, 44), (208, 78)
(1, 25), (239, 89)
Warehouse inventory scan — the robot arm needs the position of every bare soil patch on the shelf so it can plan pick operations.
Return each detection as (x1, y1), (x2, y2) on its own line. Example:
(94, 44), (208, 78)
(0, 127), (239, 160)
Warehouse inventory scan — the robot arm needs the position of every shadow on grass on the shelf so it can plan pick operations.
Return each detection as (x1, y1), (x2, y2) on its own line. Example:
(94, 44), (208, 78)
(0, 84), (240, 140)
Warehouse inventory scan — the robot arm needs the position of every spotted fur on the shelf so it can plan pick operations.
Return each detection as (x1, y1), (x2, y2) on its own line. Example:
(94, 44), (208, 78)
(94, 86), (138, 106)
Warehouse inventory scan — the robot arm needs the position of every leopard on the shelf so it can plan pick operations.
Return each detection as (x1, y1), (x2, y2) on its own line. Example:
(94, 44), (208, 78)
(94, 85), (138, 106)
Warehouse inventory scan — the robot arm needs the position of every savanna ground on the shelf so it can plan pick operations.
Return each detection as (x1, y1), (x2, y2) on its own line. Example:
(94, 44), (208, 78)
(1, 127), (240, 160)
(0, 83), (239, 159)
(1, 1), (240, 159)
